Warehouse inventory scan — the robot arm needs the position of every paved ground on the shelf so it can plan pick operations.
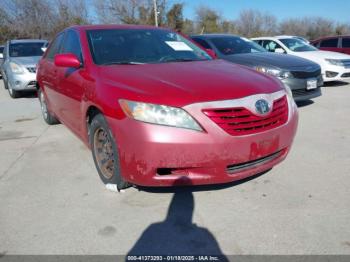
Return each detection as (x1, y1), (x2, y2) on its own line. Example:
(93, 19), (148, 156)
(0, 81), (350, 255)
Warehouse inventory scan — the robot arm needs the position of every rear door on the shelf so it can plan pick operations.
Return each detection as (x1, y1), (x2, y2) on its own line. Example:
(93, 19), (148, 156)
(319, 37), (340, 53)
(55, 29), (85, 134)
(340, 37), (350, 55)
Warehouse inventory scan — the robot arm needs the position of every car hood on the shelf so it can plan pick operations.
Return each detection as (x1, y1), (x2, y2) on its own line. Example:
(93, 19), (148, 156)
(99, 60), (284, 107)
(291, 50), (350, 62)
(223, 52), (318, 70)
(10, 56), (41, 67)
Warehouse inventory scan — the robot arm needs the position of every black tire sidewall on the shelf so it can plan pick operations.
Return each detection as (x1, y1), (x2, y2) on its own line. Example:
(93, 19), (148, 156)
(89, 114), (128, 189)
(38, 89), (59, 125)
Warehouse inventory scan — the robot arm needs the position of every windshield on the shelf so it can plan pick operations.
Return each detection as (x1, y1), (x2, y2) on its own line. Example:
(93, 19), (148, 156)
(9, 42), (46, 57)
(87, 29), (211, 65)
(211, 36), (267, 55)
(279, 38), (317, 52)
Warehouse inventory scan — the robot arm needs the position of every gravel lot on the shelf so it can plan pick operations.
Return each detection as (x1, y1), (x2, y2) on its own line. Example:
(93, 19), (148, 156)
(0, 80), (350, 255)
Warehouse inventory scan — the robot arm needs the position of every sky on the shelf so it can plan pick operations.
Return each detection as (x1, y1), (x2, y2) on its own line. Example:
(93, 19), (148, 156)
(177, 0), (350, 23)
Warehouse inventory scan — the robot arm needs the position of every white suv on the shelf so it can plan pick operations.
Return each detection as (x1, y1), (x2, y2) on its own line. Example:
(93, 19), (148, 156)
(252, 36), (350, 82)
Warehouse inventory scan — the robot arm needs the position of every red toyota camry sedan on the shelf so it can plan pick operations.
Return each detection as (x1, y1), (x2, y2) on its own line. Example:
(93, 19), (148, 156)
(36, 25), (298, 190)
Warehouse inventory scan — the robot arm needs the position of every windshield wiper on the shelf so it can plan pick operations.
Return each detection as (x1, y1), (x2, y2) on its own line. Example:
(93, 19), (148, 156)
(101, 61), (145, 65)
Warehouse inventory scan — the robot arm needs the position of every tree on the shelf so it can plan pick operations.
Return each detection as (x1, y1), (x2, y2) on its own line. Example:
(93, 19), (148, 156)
(195, 6), (221, 33)
(236, 9), (277, 37)
(166, 3), (184, 31)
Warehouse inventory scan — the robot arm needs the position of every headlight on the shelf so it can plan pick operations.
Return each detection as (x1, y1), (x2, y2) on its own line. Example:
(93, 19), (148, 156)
(255, 66), (291, 79)
(119, 100), (203, 131)
(9, 62), (24, 74)
(325, 59), (344, 66)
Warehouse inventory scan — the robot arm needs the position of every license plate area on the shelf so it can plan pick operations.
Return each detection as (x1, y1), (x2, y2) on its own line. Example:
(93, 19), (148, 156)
(306, 78), (317, 90)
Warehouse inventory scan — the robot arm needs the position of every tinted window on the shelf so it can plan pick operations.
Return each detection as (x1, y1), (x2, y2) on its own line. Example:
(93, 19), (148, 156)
(342, 38), (350, 48)
(320, 38), (338, 48)
(0, 46), (4, 54)
(87, 29), (211, 65)
(9, 42), (46, 57)
(46, 33), (64, 60)
(192, 38), (212, 49)
(280, 38), (317, 52)
(61, 30), (82, 61)
(211, 36), (267, 55)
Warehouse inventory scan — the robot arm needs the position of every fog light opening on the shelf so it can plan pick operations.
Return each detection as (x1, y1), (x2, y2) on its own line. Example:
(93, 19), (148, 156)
(325, 71), (338, 78)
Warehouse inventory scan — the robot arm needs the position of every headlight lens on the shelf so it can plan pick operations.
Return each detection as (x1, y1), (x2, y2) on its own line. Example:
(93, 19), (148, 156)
(325, 59), (344, 66)
(119, 100), (203, 131)
(255, 66), (291, 79)
(9, 62), (24, 74)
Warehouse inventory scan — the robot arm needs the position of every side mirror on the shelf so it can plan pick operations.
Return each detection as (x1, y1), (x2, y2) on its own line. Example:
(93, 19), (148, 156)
(206, 49), (217, 59)
(274, 48), (286, 54)
(54, 53), (81, 68)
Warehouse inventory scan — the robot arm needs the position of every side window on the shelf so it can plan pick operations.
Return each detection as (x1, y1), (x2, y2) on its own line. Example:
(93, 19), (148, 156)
(320, 38), (338, 48)
(263, 40), (284, 52)
(46, 33), (64, 60)
(61, 30), (83, 61)
(311, 41), (320, 48)
(342, 38), (350, 48)
(192, 38), (212, 50)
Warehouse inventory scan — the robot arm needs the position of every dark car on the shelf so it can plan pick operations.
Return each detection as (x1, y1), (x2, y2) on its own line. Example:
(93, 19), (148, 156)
(191, 34), (323, 102)
(311, 36), (350, 55)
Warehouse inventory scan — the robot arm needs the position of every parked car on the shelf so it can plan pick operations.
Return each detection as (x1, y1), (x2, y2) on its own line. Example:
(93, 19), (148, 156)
(252, 36), (350, 82)
(191, 34), (322, 102)
(0, 45), (4, 77)
(36, 25), (298, 190)
(311, 36), (350, 55)
(1, 39), (48, 98)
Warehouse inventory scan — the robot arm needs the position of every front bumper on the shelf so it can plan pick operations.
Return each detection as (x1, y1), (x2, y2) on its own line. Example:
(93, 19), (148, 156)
(8, 72), (37, 91)
(322, 65), (350, 82)
(106, 91), (299, 187)
(283, 76), (323, 102)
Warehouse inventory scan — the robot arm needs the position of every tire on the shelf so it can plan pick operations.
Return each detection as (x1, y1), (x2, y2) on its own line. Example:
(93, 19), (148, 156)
(38, 89), (60, 125)
(89, 114), (130, 190)
(7, 80), (21, 98)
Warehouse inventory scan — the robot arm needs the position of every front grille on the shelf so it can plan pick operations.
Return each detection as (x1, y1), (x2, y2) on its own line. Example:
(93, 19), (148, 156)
(292, 87), (320, 97)
(226, 150), (283, 174)
(27, 81), (36, 87)
(26, 67), (36, 73)
(291, 68), (321, 79)
(203, 95), (288, 136)
(341, 59), (350, 68)
(341, 72), (350, 78)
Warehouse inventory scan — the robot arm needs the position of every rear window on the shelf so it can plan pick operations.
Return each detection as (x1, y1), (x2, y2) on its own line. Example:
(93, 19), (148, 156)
(342, 38), (350, 48)
(9, 42), (46, 57)
(320, 38), (338, 48)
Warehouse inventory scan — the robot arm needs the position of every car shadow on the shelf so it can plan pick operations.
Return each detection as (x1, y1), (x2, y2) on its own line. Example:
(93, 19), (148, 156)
(323, 81), (349, 87)
(296, 100), (314, 108)
(127, 178), (229, 260)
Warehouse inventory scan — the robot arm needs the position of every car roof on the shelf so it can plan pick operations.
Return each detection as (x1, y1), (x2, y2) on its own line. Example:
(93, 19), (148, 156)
(67, 24), (170, 32)
(9, 39), (48, 44)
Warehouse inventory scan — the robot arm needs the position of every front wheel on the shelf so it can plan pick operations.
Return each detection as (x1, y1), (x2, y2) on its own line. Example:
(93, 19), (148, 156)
(89, 114), (130, 190)
(38, 89), (60, 125)
(7, 81), (20, 98)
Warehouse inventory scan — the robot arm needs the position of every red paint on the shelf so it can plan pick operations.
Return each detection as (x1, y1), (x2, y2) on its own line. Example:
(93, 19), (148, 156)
(54, 53), (81, 68)
(311, 36), (350, 55)
(37, 25), (298, 187)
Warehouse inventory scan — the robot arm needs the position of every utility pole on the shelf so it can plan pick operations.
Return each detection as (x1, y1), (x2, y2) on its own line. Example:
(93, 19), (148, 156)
(153, 0), (158, 27)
